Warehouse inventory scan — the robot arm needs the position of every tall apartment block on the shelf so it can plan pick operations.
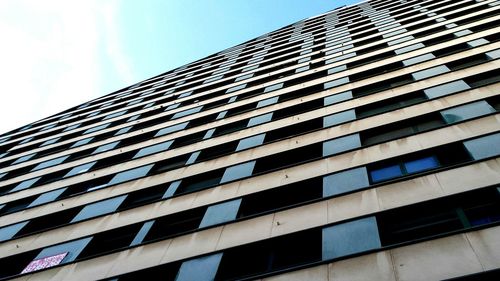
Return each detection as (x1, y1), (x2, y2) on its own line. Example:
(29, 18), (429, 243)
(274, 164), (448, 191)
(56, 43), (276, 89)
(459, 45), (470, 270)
(1, 0), (500, 280)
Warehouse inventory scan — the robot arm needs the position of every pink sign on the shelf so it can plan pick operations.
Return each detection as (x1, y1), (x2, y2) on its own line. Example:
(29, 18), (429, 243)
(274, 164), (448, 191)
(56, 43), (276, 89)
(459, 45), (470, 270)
(21, 252), (68, 274)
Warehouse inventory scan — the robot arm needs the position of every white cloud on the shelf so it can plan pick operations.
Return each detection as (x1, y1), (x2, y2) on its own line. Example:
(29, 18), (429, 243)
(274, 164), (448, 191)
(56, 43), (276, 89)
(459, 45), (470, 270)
(0, 0), (132, 134)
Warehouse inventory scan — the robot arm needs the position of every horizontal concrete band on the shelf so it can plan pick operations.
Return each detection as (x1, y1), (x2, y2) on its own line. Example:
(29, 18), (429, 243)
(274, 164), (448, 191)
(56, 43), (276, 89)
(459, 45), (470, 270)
(8, 160), (500, 280)
(1, 80), (499, 226)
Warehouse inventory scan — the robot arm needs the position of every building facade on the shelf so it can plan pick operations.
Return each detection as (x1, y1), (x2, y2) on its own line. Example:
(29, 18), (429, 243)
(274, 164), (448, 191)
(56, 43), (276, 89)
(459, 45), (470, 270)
(1, 0), (500, 280)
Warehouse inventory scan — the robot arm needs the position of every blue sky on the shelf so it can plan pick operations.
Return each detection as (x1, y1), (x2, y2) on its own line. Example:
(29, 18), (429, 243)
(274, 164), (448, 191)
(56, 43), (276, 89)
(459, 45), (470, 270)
(0, 0), (359, 134)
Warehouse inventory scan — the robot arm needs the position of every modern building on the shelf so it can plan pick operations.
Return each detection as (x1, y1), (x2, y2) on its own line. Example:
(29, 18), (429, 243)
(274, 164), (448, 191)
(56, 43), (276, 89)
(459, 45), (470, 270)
(1, 0), (500, 280)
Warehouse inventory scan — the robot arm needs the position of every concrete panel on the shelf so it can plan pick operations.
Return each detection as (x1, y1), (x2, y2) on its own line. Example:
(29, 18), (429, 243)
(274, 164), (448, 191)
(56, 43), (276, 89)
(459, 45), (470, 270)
(327, 189), (379, 223)
(271, 201), (328, 237)
(437, 158), (500, 195)
(377, 175), (444, 211)
(162, 226), (222, 263)
(216, 214), (274, 250)
(466, 225), (500, 271)
(391, 234), (483, 281)
(329, 252), (396, 281)
(263, 264), (328, 281)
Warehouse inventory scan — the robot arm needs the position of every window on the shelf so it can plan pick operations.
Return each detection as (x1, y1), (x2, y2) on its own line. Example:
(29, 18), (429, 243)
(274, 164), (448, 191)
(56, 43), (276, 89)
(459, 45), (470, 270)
(0, 221), (28, 242)
(220, 161), (255, 183)
(32, 156), (69, 171)
(10, 177), (41, 193)
(402, 53), (435, 66)
(325, 52), (356, 64)
(324, 77), (350, 90)
(71, 195), (127, 223)
(236, 134), (265, 151)
(71, 137), (93, 148)
(176, 253), (223, 281)
(440, 101), (496, 124)
(12, 153), (35, 165)
(155, 122), (188, 137)
(65, 161), (96, 177)
(323, 109), (356, 127)
(40, 137), (60, 147)
(171, 106), (202, 120)
(327, 64), (346, 74)
(323, 167), (369, 197)
(324, 91), (352, 106)
(395, 43), (425, 55)
(107, 164), (154, 186)
(27, 237), (92, 271)
(247, 113), (273, 127)
(84, 123), (110, 134)
(130, 221), (154, 246)
(370, 155), (440, 183)
(103, 110), (126, 120)
(226, 84), (247, 94)
(199, 199), (241, 228)
(464, 133), (500, 160)
(28, 188), (67, 208)
(411, 65), (450, 80)
(256, 97), (278, 108)
(322, 216), (381, 260)
(467, 38), (489, 47)
(92, 141), (119, 154)
(133, 140), (173, 159)
(423, 80), (470, 99)
(322, 134), (361, 157)
(264, 83), (283, 93)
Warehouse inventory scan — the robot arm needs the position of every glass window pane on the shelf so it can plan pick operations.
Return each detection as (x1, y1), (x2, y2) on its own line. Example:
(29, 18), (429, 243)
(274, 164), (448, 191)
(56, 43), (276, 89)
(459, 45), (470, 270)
(12, 153), (36, 165)
(324, 77), (350, 90)
(71, 137), (93, 148)
(325, 52), (356, 64)
(162, 181), (181, 199)
(71, 195), (127, 223)
(108, 164), (154, 186)
(424, 80), (470, 99)
(236, 134), (265, 151)
(226, 84), (246, 93)
(327, 65), (346, 75)
(84, 123), (110, 134)
(155, 122), (189, 137)
(464, 132), (500, 160)
(324, 91), (352, 106)
(0, 221), (28, 242)
(402, 53), (436, 66)
(404, 156), (439, 174)
(134, 140), (173, 159)
(248, 113), (273, 127)
(395, 43), (424, 55)
(130, 221), (154, 246)
(322, 216), (381, 260)
(323, 167), (369, 197)
(35, 237), (92, 263)
(440, 100), (496, 124)
(412, 65), (450, 80)
(220, 161), (255, 183)
(32, 156), (69, 171)
(323, 134), (361, 157)
(172, 106), (202, 119)
(323, 109), (356, 128)
(28, 188), (67, 208)
(11, 177), (41, 193)
(257, 97), (278, 108)
(92, 141), (119, 154)
(65, 162), (96, 177)
(199, 199), (242, 228)
(370, 164), (402, 183)
(176, 253), (223, 281)
(264, 83), (283, 93)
